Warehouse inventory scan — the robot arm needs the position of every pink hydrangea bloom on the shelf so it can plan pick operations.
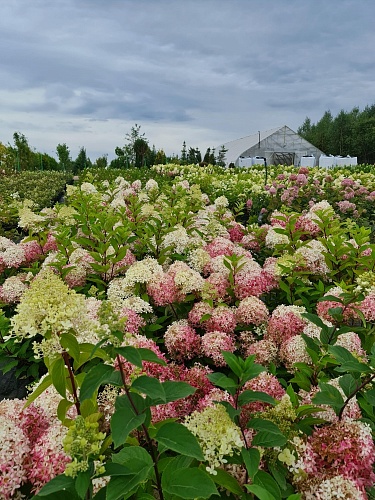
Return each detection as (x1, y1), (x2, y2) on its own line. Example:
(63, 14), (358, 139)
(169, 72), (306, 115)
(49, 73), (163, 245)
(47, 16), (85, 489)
(244, 338), (279, 366)
(164, 320), (201, 361)
(147, 272), (183, 306)
(204, 273), (231, 301)
(204, 237), (234, 258)
(359, 291), (375, 321)
(43, 232), (58, 252)
(235, 296), (269, 325)
(188, 301), (213, 328)
(307, 420), (375, 493)
(201, 331), (236, 366)
(266, 305), (307, 345)
(228, 222), (245, 243)
(204, 305), (237, 334)
(20, 240), (43, 263)
(119, 307), (146, 334)
(240, 372), (285, 425)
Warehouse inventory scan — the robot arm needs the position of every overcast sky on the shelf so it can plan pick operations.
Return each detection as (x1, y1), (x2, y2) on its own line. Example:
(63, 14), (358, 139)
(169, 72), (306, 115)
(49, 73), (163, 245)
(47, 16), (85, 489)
(1, 0), (374, 161)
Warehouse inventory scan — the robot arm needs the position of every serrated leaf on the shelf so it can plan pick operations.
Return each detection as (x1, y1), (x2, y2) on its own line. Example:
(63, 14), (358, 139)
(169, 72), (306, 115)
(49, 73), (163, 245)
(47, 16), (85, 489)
(24, 374), (52, 408)
(238, 390), (276, 407)
(212, 467), (244, 495)
(248, 419), (287, 448)
(312, 383), (344, 414)
(162, 467), (219, 499)
(57, 399), (74, 421)
(222, 351), (243, 377)
(207, 372), (237, 391)
(34, 474), (76, 497)
(338, 374), (360, 398)
(60, 332), (81, 362)
(111, 407), (146, 448)
(156, 422), (204, 460)
(162, 380), (196, 402)
(115, 346), (142, 368)
(51, 357), (67, 398)
(253, 470), (281, 500)
(75, 469), (91, 499)
(138, 347), (167, 366)
(245, 484), (277, 500)
(241, 447), (260, 479)
(79, 363), (119, 401)
(132, 375), (166, 402)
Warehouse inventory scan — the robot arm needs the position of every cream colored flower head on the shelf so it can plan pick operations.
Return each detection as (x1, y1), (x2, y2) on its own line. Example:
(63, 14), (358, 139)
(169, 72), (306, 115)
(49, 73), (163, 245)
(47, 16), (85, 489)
(11, 269), (86, 338)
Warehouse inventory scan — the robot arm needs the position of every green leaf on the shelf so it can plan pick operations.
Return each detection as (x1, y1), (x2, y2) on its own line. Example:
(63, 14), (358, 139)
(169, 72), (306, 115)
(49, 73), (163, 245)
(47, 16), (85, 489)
(79, 363), (118, 401)
(156, 422), (204, 460)
(335, 360), (372, 374)
(268, 462), (287, 492)
(207, 372), (237, 392)
(24, 374), (52, 408)
(111, 405), (146, 448)
(338, 374), (360, 398)
(312, 383), (344, 415)
(51, 357), (67, 398)
(57, 399), (74, 421)
(107, 448), (154, 500)
(138, 347), (167, 366)
(245, 484), (277, 500)
(75, 469), (91, 499)
(242, 362), (266, 384)
(115, 346), (142, 368)
(162, 467), (219, 499)
(241, 447), (260, 479)
(238, 390), (276, 407)
(221, 351), (243, 377)
(248, 419), (287, 448)
(328, 345), (359, 364)
(34, 474), (76, 497)
(131, 375), (166, 403)
(253, 470), (281, 500)
(212, 467), (244, 495)
(162, 380), (196, 402)
(60, 332), (81, 362)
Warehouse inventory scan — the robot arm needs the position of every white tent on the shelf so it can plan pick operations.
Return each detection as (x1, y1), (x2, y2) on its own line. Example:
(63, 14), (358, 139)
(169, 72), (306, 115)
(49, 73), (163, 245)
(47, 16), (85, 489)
(219, 125), (325, 167)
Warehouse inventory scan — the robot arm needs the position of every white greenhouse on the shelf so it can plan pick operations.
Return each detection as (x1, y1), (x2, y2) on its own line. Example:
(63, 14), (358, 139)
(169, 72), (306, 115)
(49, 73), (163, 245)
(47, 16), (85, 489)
(220, 125), (325, 167)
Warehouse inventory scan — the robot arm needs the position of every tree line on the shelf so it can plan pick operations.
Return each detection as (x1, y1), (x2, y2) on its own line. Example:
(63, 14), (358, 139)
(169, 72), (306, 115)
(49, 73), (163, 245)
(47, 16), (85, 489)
(0, 125), (228, 173)
(298, 104), (375, 164)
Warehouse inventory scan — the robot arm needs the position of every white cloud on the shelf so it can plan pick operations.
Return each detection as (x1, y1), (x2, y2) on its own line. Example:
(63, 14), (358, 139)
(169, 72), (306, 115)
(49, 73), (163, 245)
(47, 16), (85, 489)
(1, 0), (375, 160)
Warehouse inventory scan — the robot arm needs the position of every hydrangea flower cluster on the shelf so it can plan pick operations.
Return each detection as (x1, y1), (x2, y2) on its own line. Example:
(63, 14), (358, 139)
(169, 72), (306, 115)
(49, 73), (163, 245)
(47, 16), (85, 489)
(184, 404), (243, 474)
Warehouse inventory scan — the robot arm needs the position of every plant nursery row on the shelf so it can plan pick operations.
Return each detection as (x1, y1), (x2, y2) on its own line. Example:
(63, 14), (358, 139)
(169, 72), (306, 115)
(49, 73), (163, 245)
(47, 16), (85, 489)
(0, 164), (375, 499)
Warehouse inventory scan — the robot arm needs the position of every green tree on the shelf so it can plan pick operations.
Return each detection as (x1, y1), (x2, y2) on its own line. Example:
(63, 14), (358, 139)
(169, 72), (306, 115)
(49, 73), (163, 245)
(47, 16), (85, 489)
(154, 149), (166, 165)
(216, 145), (228, 167)
(93, 155), (108, 169)
(203, 148), (211, 163)
(180, 141), (187, 164)
(73, 147), (88, 174)
(56, 143), (72, 171)
(12, 132), (33, 171)
(133, 137), (150, 168)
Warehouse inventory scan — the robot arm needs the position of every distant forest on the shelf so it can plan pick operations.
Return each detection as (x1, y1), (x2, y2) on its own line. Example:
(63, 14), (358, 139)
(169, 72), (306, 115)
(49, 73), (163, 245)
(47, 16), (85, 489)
(298, 105), (375, 164)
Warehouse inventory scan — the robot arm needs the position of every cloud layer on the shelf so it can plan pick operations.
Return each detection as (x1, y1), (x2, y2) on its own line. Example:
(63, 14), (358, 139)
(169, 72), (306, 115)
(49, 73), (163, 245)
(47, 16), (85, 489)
(1, 0), (374, 160)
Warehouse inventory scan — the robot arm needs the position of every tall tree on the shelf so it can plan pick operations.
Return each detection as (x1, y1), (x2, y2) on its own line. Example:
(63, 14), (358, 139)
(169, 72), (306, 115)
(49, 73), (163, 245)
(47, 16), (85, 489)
(133, 137), (149, 168)
(73, 147), (88, 174)
(56, 143), (72, 171)
(12, 132), (33, 171)
(216, 145), (228, 167)
(180, 141), (187, 164)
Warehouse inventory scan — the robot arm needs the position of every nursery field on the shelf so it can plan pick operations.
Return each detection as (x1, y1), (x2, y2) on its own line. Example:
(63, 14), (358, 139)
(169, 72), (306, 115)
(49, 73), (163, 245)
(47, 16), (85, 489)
(1, 163), (375, 499)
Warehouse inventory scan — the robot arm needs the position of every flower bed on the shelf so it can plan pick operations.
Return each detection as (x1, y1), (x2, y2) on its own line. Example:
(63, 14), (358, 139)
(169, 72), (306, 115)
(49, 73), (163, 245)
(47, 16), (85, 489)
(0, 168), (375, 499)
(0, 171), (72, 240)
